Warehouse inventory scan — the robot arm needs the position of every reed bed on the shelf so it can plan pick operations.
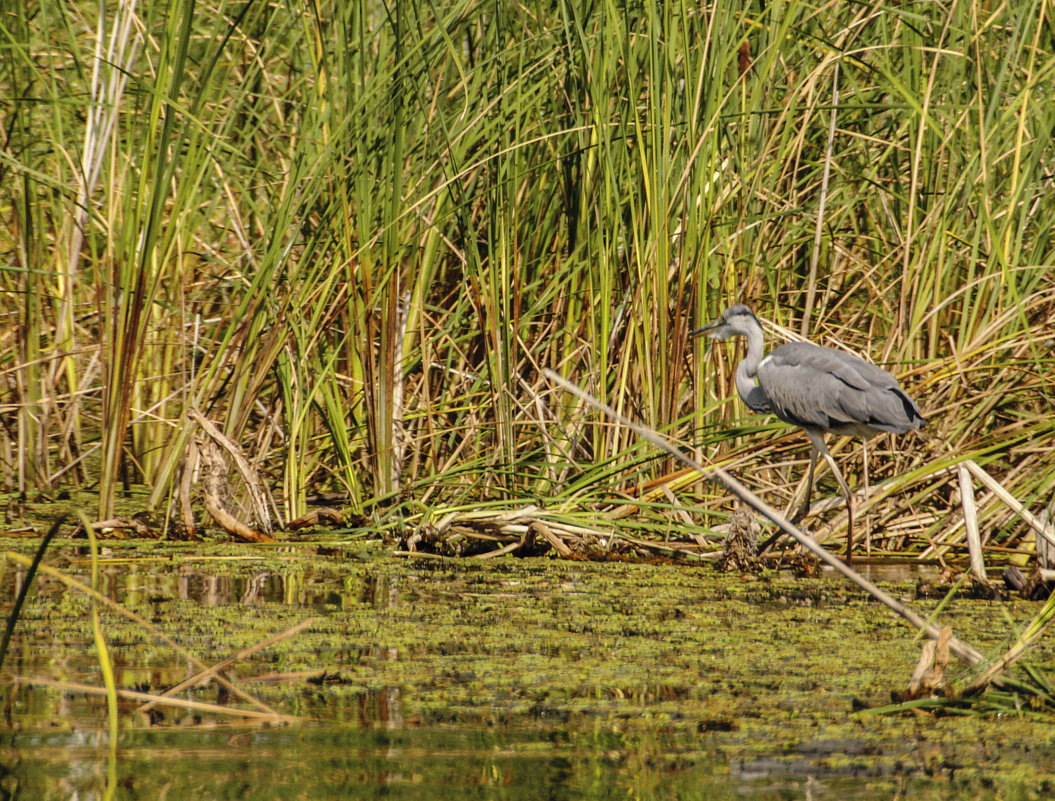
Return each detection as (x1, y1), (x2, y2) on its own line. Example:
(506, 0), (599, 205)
(2, 0), (1054, 562)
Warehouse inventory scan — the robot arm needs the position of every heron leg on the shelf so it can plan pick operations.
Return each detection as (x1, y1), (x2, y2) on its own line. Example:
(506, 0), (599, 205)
(808, 431), (854, 564)
(790, 446), (819, 524)
(862, 438), (871, 556)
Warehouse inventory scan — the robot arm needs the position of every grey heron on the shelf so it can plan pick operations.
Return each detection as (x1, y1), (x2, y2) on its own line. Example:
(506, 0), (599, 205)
(694, 304), (925, 561)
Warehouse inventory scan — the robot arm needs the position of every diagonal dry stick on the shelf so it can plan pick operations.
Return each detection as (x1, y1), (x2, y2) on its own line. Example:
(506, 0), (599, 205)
(26, 677), (303, 723)
(543, 368), (986, 666)
(135, 618), (315, 716)
(3, 552), (282, 714)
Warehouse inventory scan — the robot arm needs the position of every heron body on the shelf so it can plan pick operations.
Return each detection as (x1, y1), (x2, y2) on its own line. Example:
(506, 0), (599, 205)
(695, 304), (925, 561)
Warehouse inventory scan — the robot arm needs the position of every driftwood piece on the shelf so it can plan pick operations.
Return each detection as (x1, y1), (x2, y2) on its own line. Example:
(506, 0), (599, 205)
(199, 439), (275, 543)
(189, 408), (275, 535)
(287, 508), (346, 530)
(1002, 565), (1055, 600)
(401, 504), (651, 559)
(471, 530), (530, 559)
(91, 517), (157, 538)
(530, 520), (574, 558)
(718, 505), (759, 572)
(402, 506), (719, 561)
(901, 626), (952, 700)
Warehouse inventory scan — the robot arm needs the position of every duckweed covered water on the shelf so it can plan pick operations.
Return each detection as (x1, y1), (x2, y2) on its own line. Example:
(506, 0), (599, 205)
(2, 541), (1054, 800)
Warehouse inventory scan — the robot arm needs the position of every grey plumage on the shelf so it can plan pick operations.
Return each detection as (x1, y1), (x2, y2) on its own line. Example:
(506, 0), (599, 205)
(757, 342), (924, 436)
(694, 304), (924, 561)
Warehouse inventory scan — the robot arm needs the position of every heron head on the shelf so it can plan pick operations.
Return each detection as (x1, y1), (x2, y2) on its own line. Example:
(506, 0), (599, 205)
(691, 304), (760, 341)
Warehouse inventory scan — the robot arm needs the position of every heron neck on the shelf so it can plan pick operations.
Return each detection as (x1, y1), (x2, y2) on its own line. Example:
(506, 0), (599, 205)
(734, 324), (766, 407)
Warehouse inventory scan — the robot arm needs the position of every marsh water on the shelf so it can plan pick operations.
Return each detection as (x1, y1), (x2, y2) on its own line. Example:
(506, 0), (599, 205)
(2, 540), (1054, 800)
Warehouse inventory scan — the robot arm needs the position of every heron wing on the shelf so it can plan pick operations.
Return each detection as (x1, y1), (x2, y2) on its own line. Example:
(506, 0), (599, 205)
(757, 343), (924, 434)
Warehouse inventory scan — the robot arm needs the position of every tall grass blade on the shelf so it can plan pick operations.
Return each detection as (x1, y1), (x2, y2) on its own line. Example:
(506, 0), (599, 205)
(0, 516), (66, 672)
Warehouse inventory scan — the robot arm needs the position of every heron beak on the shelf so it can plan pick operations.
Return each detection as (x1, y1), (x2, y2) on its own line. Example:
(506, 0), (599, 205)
(689, 318), (722, 338)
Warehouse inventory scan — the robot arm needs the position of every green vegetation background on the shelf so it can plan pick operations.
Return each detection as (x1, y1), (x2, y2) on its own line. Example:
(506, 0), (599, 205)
(3, 0), (1053, 547)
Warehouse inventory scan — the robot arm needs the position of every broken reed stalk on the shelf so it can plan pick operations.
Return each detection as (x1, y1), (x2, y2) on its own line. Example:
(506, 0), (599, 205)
(543, 369), (986, 666)
(960, 460), (1055, 554)
(962, 589), (1055, 694)
(957, 464), (987, 582)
